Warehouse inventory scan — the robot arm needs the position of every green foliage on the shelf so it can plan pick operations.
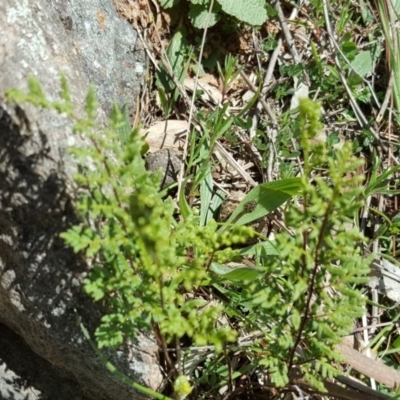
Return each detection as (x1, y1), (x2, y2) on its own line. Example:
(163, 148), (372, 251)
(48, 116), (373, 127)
(64, 119), (252, 349)
(6, 77), (373, 395)
(7, 75), (257, 352)
(173, 375), (193, 400)
(156, 28), (192, 116)
(216, 0), (267, 26)
(222, 178), (302, 227)
(160, 0), (267, 29)
(236, 99), (373, 388)
(217, 54), (242, 102)
(189, 2), (221, 29)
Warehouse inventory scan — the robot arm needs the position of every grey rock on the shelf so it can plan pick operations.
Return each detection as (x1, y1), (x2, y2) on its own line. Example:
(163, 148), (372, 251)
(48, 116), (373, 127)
(145, 149), (182, 188)
(0, 1), (162, 399)
(52, 0), (146, 115)
(0, 323), (82, 400)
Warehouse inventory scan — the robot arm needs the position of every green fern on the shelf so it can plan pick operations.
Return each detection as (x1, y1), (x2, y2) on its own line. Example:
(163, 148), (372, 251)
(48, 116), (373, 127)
(232, 99), (373, 389)
(6, 77), (372, 394)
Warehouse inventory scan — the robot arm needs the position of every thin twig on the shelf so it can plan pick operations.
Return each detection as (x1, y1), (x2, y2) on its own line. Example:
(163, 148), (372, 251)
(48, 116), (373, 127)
(273, 0), (301, 63)
(215, 141), (257, 187)
(239, 70), (277, 124)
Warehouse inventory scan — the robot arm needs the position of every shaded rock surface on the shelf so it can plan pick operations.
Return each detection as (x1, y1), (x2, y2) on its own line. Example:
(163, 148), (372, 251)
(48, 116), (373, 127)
(0, 0), (161, 399)
(145, 149), (182, 188)
(0, 323), (82, 400)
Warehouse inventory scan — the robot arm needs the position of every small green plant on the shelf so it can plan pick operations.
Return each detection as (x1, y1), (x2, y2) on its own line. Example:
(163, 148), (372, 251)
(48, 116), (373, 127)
(156, 27), (192, 115)
(216, 54), (242, 103)
(6, 76), (374, 397)
(159, 0), (267, 29)
(237, 99), (373, 389)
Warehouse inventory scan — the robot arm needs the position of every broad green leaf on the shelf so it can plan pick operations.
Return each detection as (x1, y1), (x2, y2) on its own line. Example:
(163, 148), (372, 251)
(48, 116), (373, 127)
(216, 0), (267, 26)
(209, 190), (225, 222)
(200, 148), (213, 226)
(179, 179), (192, 220)
(210, 262), (233, 275)
(392, 334), (400, 349)
(158, 0), (180, 8)
(223, 178), (302, 227)
(239, 240), (280, 256)
(168, 28), (188, 83)
(156, 28), (188, 92)
(341, 41), (357, 58)
(221, 267), (261, 281)
(291, 309), (301, 330)
(350, 50), (373, 78)
(210, 263), (262, 281)
(394, 0), (400, 13)
(189, 4), (220, 28)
